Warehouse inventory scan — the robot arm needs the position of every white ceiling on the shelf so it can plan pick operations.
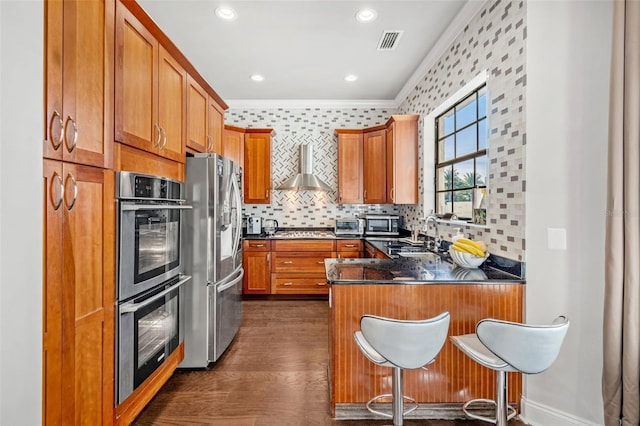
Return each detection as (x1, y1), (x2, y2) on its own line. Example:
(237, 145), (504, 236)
(138, 0), (478, 105)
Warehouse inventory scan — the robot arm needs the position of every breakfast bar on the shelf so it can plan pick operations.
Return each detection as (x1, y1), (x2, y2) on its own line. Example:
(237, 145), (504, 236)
(325, 257), (525, 420)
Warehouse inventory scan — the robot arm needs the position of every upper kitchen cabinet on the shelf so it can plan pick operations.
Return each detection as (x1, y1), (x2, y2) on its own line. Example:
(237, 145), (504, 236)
(335, 130), (363, 204)
(363, 127), (387, 204)
(386, 115), (419, 204)
(44, 0), (114, 169)
(115, 3), (186, 163)
(244, 128), (274, 204)
(208, 97), (224, 154)
(223, 124), (245, 166)
(186, 75), (207, 153)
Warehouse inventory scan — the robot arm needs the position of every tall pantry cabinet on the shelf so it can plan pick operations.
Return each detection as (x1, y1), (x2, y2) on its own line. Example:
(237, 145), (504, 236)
(43, 0), (115, 424)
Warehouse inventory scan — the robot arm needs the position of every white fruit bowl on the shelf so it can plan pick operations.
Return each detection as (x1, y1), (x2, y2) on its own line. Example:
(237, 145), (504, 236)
(449, 247), (489, 269)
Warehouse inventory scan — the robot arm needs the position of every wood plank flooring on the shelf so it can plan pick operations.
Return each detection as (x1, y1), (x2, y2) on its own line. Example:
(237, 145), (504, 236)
(132, 300), (527, 426)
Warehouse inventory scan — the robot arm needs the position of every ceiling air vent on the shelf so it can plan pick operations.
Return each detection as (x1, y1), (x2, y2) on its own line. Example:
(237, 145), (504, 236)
(377, 30), (404, 51)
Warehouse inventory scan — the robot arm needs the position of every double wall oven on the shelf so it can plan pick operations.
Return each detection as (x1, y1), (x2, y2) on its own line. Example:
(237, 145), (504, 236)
(115, 172), (192, 404)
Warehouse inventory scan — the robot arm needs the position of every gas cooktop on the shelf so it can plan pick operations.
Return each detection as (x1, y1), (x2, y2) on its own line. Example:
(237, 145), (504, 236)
(272, 230), (336, 239)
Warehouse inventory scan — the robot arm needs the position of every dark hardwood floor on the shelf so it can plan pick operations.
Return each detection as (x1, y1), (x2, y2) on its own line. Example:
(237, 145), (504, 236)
(133, 300), (527, 426)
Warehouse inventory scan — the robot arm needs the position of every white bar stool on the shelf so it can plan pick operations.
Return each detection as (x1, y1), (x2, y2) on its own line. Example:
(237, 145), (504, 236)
(450, 316), (570, 426)
(353, 312), (450, 426)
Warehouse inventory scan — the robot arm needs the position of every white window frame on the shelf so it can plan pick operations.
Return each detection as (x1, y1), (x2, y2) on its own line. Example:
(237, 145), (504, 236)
(423, 70), (488, 219)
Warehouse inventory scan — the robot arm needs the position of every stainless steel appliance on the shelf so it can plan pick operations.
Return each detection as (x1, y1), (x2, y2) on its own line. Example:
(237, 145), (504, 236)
(247, 217), (262, 235)
(181, 153), (244, 368)
(362, 214), (402, 236)
(334, 218), (365, 236)
(115, 172), (192, 404)
(262, 219), (278, 236)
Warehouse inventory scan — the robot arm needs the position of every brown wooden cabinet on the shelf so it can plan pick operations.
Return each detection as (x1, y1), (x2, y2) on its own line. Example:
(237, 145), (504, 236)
(271, 240), (334, 295)
(336, 130), (364, 204)
(186, 75), (208, 153)
(43, 160), (115, 426)
(44, 0), (114, 169)
(363, 128), (387, 204)
(115, 3), (186, 163)
(223, 125), (245, 166)
(243, 240), (272, 294)
(336, 239), (363, 258)
(244, 129), (273, 204)
(386, 115), (419, 204)
(208, 97), (224, 154)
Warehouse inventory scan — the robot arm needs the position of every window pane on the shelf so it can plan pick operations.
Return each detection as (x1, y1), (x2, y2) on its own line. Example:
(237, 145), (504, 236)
(437, 166), (453, 191)
(436, 192), (453, 215)
(456, 95), (476, 129)
(439, 135), (454, 161)
(478, 87), (487, 119)
(452, 189), (473, 219)
(478, 118), (487, 150)
(438, 111), (455, 138)
(475, 155), (488, 186)
(453, 159), (474, 189)
(456, 124), (477, 158)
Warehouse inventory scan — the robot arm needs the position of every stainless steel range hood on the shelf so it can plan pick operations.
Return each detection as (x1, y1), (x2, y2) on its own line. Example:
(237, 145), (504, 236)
(276, 144), (332, 191)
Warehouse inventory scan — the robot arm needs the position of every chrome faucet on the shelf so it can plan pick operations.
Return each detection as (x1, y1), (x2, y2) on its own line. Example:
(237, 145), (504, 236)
(424, 215), (441, 251)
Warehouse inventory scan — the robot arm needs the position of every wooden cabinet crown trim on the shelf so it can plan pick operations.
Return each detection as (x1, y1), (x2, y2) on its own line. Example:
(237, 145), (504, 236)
(224, 124), (246, 133)
(386, 114), (420, 125)
(119, 0), (228, 110)
(244, 127), (275, 135)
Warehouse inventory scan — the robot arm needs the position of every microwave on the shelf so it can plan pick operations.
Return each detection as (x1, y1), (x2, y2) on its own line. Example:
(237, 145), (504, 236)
(362, 214), (402, 236)
(334, 218), (365, 236)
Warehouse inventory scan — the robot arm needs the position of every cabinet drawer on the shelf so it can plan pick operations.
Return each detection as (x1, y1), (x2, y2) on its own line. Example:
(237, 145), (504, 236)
(271, 252), (334, 273)
(336, 240), (363, 252)
(271, 274), (329, 295)
(272, 239), (335, 252)
(337, 252), (362, 259)
(243, 240), (271, 251)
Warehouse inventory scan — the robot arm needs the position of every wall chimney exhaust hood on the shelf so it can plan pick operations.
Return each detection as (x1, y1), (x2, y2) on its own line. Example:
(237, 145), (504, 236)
(276, 144), (332, 191)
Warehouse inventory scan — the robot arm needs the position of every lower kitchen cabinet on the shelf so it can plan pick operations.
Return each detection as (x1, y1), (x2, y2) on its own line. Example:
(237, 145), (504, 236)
(272, 274), (330, 295)
(336, 239), (363, 258)
(243, 240), (272, 294)
(43, 160), (115, 425)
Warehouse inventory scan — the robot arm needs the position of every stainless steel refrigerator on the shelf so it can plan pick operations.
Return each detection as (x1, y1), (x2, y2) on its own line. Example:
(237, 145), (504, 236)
(181, 153), (244, 368)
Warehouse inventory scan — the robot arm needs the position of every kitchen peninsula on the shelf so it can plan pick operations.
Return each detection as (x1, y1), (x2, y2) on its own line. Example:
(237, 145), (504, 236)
(325, 256), (525, 420)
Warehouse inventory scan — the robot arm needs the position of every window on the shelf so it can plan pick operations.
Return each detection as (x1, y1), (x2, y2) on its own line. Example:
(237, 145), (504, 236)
(433, 84), (487, 220)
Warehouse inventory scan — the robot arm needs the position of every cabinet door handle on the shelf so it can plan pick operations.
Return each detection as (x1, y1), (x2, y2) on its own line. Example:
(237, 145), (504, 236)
(363, 190), (367, 201)
(316, 261), (324, 264)
(207, 135), (213, 151)
(49, 110), (64, 150)
(50, 171), (64, 210)
(316, 282), (327, 286)
(267, 253), (271, 263)
(282, 282), (293, 286)
(282, 261), (294, 264)
(344, 244), (356, 248)
(265, 190), (269, 199)
(160, 127), (167, 150)
(64, 173), (78, 211)
(154, 123), (162, 147)
(390, 188), (395, 202)
(339, 192), (342, 202)
(64, 116), (78, 153)
(251, 243), (265, 248)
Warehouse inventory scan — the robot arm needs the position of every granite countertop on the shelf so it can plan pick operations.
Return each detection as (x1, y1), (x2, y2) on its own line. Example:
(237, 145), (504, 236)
(324, 256), (525, 284)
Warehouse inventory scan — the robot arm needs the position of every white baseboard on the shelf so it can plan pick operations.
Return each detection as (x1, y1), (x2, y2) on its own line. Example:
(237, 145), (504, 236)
(520, 397), (602, 426)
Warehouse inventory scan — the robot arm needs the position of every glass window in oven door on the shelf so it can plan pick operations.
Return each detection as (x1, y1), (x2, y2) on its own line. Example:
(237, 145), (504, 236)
(367, 219), (390, 233)
(135, 208), (180, 284)
(134, 285), (180, 387)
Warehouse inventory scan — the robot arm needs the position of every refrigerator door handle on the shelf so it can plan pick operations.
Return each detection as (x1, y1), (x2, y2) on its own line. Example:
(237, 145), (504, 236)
(217, 269), (244, 293)
(230, 175), (243, 259)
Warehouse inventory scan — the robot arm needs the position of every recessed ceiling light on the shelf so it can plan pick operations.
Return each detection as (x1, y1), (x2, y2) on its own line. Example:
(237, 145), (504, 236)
(215, 6), (237, 21)
(250, 74), (264, 82)
(344, 74), (358, 82)
(355, 8), (377, 23)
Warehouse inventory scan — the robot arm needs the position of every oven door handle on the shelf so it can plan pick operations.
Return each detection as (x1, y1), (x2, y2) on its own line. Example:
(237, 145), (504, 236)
(120, 275), (191, 313)
(120, 204), (193, 211)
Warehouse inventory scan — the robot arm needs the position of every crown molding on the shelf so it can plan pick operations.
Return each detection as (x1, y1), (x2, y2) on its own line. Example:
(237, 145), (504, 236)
(225, 98), (398, 110)
(394, 0), (489, 107)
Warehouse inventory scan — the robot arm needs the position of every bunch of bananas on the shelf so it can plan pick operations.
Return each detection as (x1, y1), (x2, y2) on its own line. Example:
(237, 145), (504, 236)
(451, 238), (487, 257)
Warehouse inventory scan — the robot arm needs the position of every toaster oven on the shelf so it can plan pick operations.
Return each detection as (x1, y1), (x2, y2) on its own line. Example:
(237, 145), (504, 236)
(334, 218), (365, 236)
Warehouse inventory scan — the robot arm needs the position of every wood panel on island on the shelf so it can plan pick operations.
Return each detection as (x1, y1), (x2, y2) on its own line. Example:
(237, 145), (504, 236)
(329, 283), (524, 419)
(335, 115), (419, 205)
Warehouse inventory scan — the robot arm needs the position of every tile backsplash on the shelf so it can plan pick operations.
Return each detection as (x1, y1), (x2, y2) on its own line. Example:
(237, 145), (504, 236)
(226, 108), (399, 228)
(228, 0), (526, 261)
